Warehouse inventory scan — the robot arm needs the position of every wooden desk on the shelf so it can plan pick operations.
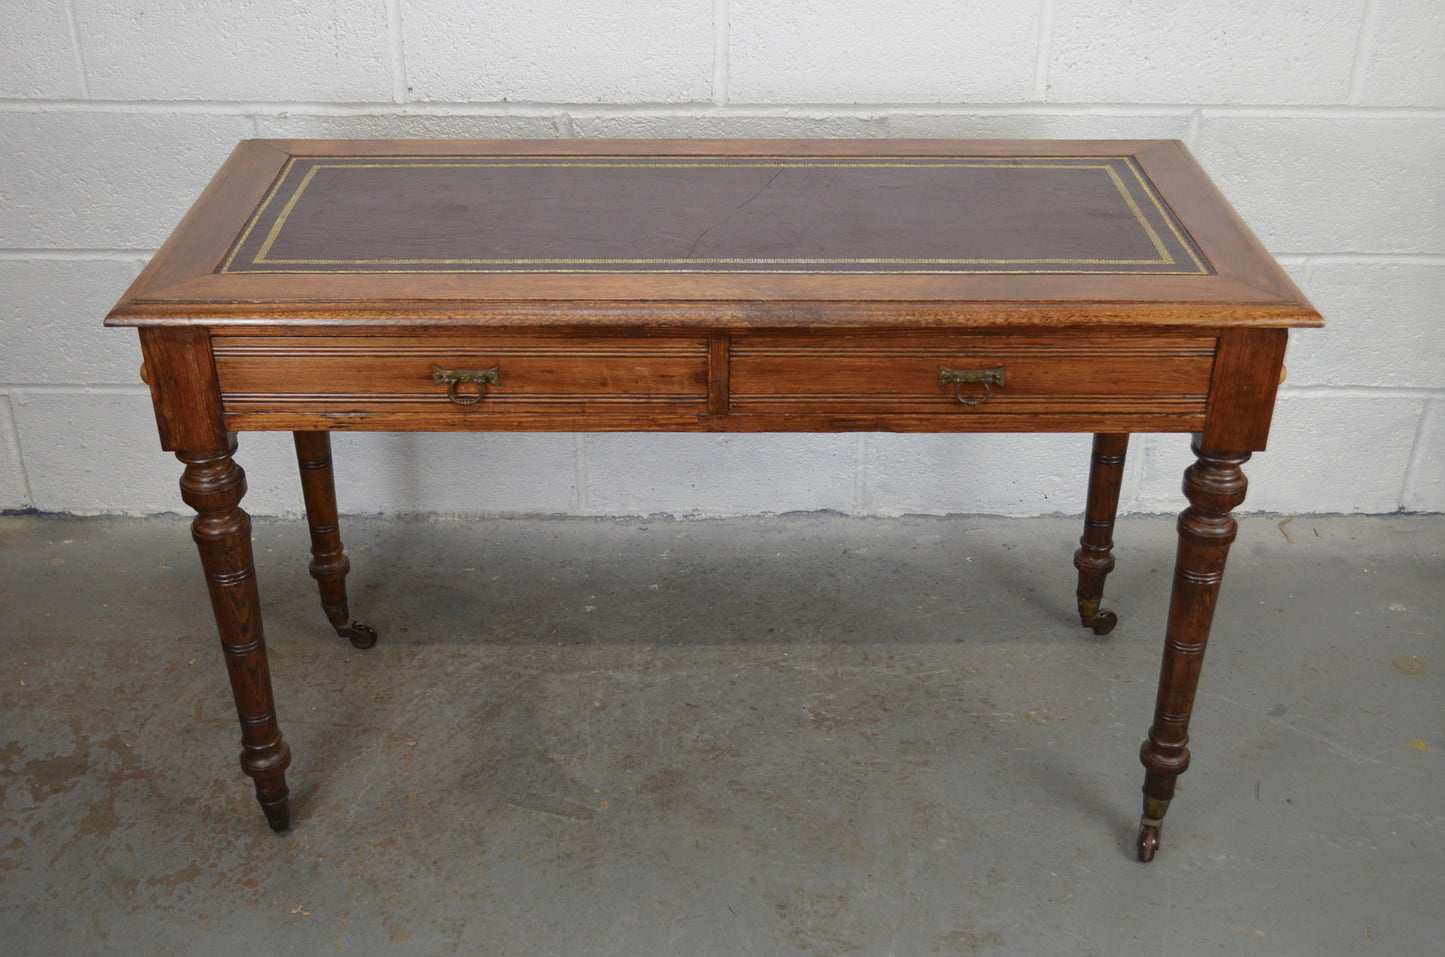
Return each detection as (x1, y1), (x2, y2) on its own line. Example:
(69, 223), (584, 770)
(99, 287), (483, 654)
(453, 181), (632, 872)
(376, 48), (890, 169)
(107, 139), (1321, 861)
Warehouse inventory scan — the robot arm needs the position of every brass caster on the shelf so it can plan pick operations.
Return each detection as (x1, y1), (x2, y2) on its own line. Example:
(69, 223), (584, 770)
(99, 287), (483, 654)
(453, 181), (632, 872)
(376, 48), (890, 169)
(1136, 819), (1162, 862)
(1083, 608), (1118, 636)
(338, 621), (378, 650)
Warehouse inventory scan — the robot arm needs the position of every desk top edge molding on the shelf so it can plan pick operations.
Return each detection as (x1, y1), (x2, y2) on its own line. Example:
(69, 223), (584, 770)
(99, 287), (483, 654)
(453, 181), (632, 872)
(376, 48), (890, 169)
(107, 138), (1321, 329)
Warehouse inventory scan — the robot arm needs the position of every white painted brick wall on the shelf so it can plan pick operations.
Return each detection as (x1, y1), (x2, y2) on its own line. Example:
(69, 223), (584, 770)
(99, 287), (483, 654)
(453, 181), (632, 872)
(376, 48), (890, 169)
(1405, 402), (1445, 511)
(1046, 0), (1366, 105)
(74, 0), (395, 102)
(1, 1), (1441, 516)
(1287, 262), (1444, 389)
(1, 112), (256, 248)
(1193, 115), (1445, 253)
(728, 2), (1040, 103)
(1360, 0), (1445, 107)
(0, 5), (84, 98)
(404, 1), (715, 103)
(1, 259), (148, 384)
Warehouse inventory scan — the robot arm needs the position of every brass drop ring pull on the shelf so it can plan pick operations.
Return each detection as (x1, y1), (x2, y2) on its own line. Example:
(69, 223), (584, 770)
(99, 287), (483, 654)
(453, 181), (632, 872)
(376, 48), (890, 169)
(431, 365), (499, 406)
(938, 365), (1007, 406)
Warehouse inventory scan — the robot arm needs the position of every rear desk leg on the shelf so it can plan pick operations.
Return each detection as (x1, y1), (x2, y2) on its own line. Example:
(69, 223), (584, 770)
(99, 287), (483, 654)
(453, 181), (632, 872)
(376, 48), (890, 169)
(1137, 440), (1249, 861)
(294, 431), (377, 649)
(178, 438), (291, 831)
(1074, 433), (1130, 635)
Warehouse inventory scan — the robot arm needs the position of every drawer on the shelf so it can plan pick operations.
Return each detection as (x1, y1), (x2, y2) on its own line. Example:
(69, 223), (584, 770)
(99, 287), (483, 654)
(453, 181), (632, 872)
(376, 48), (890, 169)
(728, 334), (1217, 418)
(212, 335), (710, 422)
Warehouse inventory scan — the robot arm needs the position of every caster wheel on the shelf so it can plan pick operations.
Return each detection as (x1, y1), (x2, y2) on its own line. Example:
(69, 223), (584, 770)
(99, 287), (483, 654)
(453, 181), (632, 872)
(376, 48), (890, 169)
(338, 622), (378, 649)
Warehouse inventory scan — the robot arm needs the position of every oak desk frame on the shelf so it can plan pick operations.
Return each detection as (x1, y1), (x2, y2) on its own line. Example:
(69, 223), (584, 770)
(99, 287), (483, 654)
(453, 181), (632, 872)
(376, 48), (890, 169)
(108, 139), (1322, 862)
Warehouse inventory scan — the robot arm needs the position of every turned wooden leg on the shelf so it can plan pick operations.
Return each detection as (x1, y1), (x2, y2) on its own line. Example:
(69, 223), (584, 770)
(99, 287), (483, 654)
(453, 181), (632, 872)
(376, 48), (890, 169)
(294, 431), (376, 649)
(179, 436), (292, 832)
(1136, 438), (1250, 862)
(1074, 433), (1130, 635)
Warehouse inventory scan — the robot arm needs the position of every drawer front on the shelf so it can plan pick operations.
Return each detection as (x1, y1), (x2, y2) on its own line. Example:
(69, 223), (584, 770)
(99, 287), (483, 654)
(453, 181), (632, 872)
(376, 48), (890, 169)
(213, 335), (710, 424)
(729, 334), (1217, 419)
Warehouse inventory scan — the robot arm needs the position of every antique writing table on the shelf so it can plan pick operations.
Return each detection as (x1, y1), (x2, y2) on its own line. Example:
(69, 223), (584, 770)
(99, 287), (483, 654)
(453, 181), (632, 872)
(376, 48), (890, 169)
(107, 139), (1321, 861)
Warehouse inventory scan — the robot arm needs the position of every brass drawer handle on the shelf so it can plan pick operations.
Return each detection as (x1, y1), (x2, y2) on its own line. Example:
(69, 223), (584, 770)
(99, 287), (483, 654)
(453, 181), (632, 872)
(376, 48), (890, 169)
(938, 365), (1007, 406)
(431, 364), (499, 406)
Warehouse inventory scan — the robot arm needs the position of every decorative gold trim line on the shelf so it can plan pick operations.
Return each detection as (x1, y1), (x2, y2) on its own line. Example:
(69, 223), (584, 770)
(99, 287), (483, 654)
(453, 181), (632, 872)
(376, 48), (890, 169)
(226, 266), (1214, 276)
(243, 256), (1175, 266)
(1124, 160), (1209, 274)
(1103, 164), (1172, 264)
(254, 164), (320, 264)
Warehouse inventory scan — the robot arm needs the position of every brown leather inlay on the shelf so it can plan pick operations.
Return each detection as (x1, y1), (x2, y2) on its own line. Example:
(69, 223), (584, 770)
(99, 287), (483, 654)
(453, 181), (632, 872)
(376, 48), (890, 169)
(220, 155), (1211, 276)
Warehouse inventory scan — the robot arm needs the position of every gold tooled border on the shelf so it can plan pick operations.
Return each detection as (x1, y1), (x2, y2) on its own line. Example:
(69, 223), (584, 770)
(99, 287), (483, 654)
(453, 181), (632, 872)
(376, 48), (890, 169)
(220, 156), (1211, 276)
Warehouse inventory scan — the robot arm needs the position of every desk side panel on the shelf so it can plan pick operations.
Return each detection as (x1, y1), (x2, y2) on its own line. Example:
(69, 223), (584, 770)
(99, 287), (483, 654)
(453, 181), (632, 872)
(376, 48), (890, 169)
(1200, 328), (1289, 452)
(138, 327), (229, 452)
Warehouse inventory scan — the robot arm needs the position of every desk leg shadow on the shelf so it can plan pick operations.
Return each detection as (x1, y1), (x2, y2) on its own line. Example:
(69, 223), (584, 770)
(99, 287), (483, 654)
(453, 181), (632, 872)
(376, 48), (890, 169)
(294, 431), (377, 649)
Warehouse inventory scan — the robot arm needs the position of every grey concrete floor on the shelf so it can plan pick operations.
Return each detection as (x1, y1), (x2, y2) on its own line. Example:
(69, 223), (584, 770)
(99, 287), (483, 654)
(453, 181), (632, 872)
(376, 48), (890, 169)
(0, 512), (1440, 956)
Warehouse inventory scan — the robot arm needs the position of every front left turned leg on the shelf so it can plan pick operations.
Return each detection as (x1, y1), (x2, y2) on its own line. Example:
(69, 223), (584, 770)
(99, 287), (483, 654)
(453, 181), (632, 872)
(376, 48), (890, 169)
(179, 438), (292, 831)
(1074, 433), (1130, 635)
(1136, 439), (1250, 862)
(294, 431), (376, 649)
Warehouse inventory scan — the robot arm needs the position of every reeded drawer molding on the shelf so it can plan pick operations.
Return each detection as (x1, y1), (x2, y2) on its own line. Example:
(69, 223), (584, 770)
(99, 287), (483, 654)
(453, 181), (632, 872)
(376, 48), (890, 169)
(213, 335), (710, 417)
(728, 334), (1216, 417)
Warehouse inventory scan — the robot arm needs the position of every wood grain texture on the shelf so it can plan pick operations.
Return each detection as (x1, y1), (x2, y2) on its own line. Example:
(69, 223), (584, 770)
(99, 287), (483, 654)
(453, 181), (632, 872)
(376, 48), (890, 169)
(1074, 433), (1131, 635)
(1137, 439), (1251, 861)
(110, 139), (1321, 851)
(105, 139), (1325, 325)
(1200, 327), (1291, 452)
(138, 327), (228, 451)
(177, 437), (290, 831)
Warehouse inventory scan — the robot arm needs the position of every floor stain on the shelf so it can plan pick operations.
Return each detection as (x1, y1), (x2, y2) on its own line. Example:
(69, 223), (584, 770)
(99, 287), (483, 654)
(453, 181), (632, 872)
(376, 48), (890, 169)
(1392, 655), (1428, 676)
(147, 862), (202, 888)
(942, 927), (1007, 952)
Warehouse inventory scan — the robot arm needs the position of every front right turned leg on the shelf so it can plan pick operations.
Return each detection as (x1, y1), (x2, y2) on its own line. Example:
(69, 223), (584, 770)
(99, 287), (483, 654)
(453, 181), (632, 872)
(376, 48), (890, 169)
(178, 437), (292, 831)
(1136, 439), (1250, 862)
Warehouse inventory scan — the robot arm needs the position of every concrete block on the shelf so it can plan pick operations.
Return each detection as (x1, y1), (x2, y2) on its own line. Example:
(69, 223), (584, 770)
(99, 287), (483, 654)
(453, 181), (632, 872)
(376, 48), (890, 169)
(328, 433), (579, 516)
(1, 259), (149, 385)
(211, 431), (309, 516)
(1132, 394), (1425, 515)
(0, 396), (29, 510)
(569, 112), (882, 140)
(74, 0), (392, 101)
(11, 391), (187, 514)
(1234, 395), (1422, 513)
(1194, 116), (1445, 254)
(879, 112), (1191, 141)
(0, 111), (254, 250)
(1288, 262), (1445, 389)
(8, 394), (314, 515)
(728, 1), (1038, 103)
(863, 433), (1092, 517)
(0, 5), (83, 97)
(1047, 0), (1362, 104)
(254, 112), (568, 141)
(404, 0), (713, 103)
(582, 433), (856, 516)
(1131, 433), (1203, 513)
(1403, 401), (1445, 512)
(1360, 0), (1445, 107)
